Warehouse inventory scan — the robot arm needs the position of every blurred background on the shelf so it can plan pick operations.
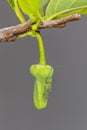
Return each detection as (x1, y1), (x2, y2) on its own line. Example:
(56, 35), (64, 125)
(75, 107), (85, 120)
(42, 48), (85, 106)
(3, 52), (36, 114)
(0, 1), (87, 130)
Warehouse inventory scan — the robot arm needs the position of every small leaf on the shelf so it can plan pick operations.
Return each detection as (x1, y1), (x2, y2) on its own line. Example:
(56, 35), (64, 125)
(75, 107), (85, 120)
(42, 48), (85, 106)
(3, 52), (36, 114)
(39, 0), (49, 8)
(39, 0), (49, 16)
(46, 0), (87, 20)
(8, 0), (15, 10)
(8, 0), (26, 23)
(18, 0), (40, 21)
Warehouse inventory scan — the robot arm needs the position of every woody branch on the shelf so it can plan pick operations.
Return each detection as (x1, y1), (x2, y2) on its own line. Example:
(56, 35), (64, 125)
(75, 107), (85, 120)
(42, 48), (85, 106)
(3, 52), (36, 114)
(0, 14), (81, 42)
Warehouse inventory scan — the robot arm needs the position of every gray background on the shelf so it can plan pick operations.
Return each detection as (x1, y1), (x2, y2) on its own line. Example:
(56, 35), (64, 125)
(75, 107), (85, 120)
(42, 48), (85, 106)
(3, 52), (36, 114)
(0, 1), (87, 130)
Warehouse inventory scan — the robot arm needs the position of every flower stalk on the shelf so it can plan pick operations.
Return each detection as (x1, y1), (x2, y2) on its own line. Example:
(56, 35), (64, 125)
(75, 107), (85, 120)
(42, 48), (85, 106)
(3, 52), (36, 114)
(36, 32), (46, 66)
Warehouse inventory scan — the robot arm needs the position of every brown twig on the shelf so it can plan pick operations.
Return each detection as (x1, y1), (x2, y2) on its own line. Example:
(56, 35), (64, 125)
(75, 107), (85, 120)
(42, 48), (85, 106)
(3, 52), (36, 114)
(0, 14), (81, 42)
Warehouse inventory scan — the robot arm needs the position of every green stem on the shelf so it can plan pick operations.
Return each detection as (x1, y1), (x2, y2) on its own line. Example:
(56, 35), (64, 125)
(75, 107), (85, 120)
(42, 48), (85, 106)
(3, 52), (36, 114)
(36, 32), (46, 65)
(14, 0), (25, 23)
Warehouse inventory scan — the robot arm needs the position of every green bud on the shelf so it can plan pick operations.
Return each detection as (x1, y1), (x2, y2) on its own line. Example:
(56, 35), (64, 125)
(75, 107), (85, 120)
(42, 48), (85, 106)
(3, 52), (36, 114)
(30, 64), (54, 109)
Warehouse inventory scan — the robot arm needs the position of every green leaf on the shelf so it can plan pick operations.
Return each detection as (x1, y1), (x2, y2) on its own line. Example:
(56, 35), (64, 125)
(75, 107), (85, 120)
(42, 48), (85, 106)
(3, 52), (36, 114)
(7, 0), (49, 21)
(8, 0), (25, 23)
(18, 0), (40, 21)
(18, 0), (39, 14)
(39, 0), (49, 8)
(46, 0), (87, 20)
(39, 0), (49, 17)
(8, 0), (15, 10)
